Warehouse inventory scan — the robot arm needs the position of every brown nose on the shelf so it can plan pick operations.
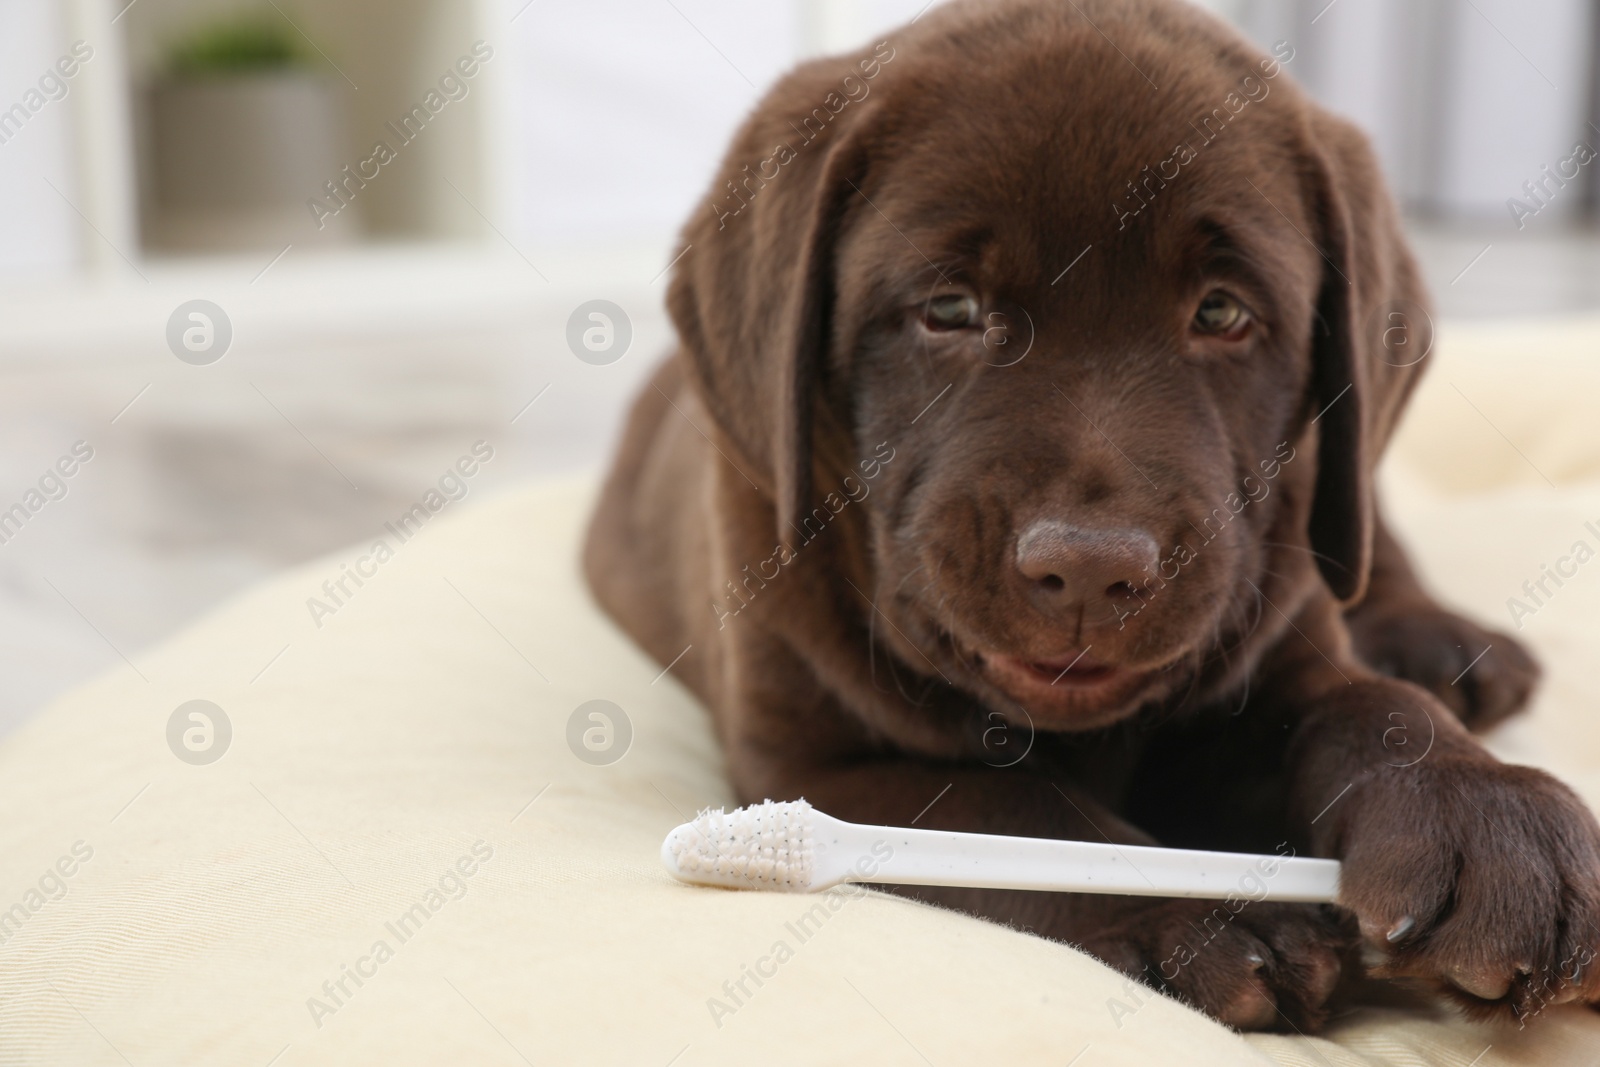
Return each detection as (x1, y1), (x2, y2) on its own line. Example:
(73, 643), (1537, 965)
(1014, 520), (1159, 617)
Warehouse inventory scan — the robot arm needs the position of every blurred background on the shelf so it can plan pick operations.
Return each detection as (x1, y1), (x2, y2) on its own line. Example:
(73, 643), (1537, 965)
(0, 0), (1596, 735)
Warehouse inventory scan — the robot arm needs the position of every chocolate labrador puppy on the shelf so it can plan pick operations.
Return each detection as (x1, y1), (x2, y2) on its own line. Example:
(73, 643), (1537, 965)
(586, 0), (1597, 1032)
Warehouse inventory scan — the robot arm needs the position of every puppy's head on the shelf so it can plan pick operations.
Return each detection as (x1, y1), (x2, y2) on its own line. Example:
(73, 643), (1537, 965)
(670, 0), (1430, 734)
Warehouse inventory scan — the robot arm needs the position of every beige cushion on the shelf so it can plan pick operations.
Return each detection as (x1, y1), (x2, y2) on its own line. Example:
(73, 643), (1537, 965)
(4, 318), (1600, 1064)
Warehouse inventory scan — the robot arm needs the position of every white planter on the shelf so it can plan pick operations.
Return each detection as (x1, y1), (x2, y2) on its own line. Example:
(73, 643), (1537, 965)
(146, 70), (353, 252)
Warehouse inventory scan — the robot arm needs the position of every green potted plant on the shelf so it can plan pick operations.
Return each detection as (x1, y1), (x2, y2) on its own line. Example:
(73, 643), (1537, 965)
(147, 11), (352, 251)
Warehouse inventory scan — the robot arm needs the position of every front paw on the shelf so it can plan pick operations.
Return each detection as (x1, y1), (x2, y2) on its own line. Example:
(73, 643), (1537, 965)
(1080, 899), (1358, 1031)
(1335, 757), (1600, 1020)
(1347, 606), (1539, 731)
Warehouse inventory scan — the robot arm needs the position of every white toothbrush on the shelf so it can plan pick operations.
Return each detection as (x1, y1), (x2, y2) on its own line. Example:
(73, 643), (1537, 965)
(661, 799), (1340, 902)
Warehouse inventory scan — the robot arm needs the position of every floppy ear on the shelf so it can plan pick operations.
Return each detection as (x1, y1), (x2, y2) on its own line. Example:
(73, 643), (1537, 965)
(666, 61), (876, 541)
(1303, 110), (1433, 605)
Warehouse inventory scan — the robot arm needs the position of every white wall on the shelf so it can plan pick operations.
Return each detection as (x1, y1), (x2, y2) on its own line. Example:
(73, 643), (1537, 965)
(502, 0), (930, 252)
(0, 0), (83, 275)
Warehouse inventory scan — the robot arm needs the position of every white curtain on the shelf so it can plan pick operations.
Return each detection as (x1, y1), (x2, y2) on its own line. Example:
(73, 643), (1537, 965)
(1221, 0), (1596, 225)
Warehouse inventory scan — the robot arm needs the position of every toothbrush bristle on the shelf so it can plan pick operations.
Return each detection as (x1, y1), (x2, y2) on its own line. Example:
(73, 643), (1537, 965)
(663, 799), (816, 890)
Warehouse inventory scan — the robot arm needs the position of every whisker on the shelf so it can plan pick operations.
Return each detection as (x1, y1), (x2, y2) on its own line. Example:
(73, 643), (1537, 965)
(1199, 579), (1267, 677)
(888, 644), (927, 705)
(1255, 566), (1302, 586)
(1230, 670), (1251, 716)
(893, 562), (928, 598)
(865, 580), (890, 694)
(1260, 540), (1344, 570)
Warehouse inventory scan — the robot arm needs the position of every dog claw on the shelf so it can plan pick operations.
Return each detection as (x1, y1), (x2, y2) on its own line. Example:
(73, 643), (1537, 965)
(1219, 981), (1279, 1031)
(1448, 966), (1511, 1001)
(1384, 916), (1415, 943)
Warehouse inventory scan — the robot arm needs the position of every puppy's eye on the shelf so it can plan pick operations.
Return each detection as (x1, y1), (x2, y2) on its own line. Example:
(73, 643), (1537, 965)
(1192, 291), (1250, 338)
(922, 293), (980, 331)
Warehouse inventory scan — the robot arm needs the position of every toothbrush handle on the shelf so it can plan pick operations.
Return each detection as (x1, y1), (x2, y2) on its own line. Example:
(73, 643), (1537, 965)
(838, 824), (1340, 902)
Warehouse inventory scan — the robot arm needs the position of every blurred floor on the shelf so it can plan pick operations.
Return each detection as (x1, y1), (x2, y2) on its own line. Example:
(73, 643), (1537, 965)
(0, 241), (674, 734)
(0, 220), (1595, 737)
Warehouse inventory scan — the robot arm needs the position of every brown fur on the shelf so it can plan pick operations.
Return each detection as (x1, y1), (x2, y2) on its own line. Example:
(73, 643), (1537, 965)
(585, 0), (1592, 1032)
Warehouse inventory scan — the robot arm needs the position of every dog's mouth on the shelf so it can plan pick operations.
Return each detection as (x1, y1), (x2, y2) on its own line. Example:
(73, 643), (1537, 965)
(976, 647), (1158, 721)
(985, 648), (1121, 688)
(932, 626), (1169, 728)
